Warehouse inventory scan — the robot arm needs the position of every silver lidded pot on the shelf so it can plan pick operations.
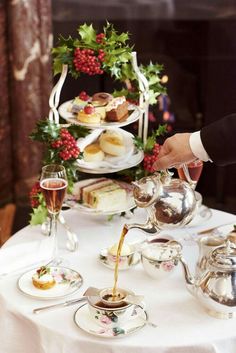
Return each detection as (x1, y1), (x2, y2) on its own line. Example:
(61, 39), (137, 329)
(126, 171), (197, 234)
(179, 239), (236, 319)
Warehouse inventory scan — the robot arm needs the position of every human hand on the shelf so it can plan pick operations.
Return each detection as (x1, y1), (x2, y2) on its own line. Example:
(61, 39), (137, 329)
(153, 133), (196, 170)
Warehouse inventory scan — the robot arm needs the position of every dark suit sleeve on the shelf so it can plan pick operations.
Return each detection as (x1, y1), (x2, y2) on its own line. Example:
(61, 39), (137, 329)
(200, 114), (236, 166)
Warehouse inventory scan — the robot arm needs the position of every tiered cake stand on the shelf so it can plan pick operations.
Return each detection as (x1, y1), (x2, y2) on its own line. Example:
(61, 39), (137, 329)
(48, 52), (150, 215)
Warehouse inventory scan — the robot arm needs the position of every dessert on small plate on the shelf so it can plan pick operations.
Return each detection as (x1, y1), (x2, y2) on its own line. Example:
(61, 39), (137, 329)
(32, 266), (56, 290)
(18, 266), (83, 299)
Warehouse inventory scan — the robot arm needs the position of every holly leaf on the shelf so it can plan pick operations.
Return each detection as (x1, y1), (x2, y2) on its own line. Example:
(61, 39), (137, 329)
(133, 136), (144, 150)
(109, 65), (122, 79)
(148, 89), (161, 105)
(155, 124), (167, 136)
(67, 124), (90, 139)
(30, 205), (47, 226)
(78, 23), (97, 45)
(145, 136), (156, 152)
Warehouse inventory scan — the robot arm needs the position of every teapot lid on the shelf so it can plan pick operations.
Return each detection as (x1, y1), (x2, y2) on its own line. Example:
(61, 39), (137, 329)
(209, 240), (236, 269)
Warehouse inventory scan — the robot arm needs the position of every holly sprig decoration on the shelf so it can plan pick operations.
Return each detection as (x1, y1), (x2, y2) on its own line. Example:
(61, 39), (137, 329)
(29, 120), (89, 225)
(52, 22), (166, 106)
(30, 119), (89, 186)
(52, 22), (134, 81)
(113, 62), (166, 106)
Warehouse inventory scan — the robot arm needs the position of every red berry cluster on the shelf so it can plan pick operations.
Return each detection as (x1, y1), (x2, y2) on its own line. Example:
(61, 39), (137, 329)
(73, 48), (105, 75)
(79, 90), (90, 101)
(29, 182), (42, 208)
(51, 128), (80, 161)
(143, 143), (161, 173)
(96, 33), (105, 44)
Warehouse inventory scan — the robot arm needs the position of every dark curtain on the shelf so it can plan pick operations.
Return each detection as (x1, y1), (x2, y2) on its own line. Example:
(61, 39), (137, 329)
(0, 0), (52, 206)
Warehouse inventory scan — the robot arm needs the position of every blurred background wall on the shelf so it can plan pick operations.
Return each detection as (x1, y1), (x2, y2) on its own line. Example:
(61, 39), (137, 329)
(0, 0), (52, 206)
(0, 0), (236, 217)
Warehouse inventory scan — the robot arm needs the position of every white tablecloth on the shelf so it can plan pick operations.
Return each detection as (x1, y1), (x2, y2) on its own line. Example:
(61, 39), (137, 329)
(1, 207), (236, 353)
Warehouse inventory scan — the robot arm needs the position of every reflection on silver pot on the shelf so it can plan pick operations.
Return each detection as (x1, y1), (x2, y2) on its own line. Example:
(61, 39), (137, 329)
(126, 171), (198, 235)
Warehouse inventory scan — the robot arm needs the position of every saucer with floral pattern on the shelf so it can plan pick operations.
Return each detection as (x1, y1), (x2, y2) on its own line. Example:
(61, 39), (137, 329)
(74, 303), (147, 338)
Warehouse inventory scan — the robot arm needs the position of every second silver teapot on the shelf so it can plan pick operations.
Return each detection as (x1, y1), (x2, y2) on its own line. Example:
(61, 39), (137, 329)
(126, 171), (197, 234)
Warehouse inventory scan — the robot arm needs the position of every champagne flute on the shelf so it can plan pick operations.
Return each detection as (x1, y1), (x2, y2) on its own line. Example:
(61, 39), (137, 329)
(177, 160), (203, 190)
(40, 164), (68, 263)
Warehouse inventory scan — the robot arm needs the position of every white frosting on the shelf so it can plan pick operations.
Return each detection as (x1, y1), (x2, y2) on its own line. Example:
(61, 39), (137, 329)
(32, 273), (54, 283)
(106, 97), (126, 112)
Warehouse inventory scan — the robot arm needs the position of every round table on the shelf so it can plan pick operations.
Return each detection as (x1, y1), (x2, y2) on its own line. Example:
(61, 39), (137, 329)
(1, 207), (236, 353)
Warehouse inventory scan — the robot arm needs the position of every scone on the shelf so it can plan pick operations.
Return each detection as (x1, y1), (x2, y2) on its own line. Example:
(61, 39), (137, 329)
(99, 130), (126, 156)
(32, 266), (56, 290)
(83, 143), (105, 162)
(77, 105), (101, 124)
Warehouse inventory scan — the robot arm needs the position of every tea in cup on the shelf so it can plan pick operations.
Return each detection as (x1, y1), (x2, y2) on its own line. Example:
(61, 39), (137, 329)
(87, 287), (143, 328)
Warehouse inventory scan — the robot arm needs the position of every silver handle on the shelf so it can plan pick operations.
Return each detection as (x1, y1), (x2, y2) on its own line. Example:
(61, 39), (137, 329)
(33, 297), (87, 314)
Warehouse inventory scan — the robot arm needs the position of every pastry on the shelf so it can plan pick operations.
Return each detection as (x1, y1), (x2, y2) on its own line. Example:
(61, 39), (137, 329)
(91, 101), (106, 120)
(32, 266), (56, 290)
(99, 130), (125, 156)
(68, 91), (90, 114)
(105, 96), (129, 122)
(77, 104), (101, 124)
(83, 143), (105, 162)
(92, 92), (113, 106)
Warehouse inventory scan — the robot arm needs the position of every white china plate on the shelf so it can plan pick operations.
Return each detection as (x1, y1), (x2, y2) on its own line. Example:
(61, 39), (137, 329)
(58, 101), (142, 129)
(187, 205), (212, 228)
(99, 247), (140, 270)
(74, 303), (147, 338)
(18, 266), (83, 300)
(76, 148), (144, 174)
(65, 179), (136, 215)
(76, 128), (140, 172)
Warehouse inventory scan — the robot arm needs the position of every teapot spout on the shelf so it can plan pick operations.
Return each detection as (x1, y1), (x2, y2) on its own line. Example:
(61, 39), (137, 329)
(179, 256), (195, 294)
(125, 218), (158, 234)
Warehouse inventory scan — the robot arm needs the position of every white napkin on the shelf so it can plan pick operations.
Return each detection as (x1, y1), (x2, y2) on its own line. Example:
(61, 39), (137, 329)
(0, 235), (54, 276)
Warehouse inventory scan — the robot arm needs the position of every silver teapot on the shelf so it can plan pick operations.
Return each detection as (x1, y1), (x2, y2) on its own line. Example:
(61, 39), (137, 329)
(125, 171), (197, 234)
(179, 239), (236, 319)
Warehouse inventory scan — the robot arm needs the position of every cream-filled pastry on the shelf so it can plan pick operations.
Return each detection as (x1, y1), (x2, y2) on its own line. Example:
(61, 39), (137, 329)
(99, 130), (125, 156)
(32, 266), (56, 290)
(77, 104), (101, 124)
(83, 143), (105, 162)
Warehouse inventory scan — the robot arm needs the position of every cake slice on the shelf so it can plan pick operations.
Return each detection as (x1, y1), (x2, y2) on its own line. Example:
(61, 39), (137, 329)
(105, 96), (129, 122)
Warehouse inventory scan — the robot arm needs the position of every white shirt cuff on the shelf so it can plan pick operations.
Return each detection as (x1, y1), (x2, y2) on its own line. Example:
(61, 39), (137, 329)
(189, 131), (211, 162)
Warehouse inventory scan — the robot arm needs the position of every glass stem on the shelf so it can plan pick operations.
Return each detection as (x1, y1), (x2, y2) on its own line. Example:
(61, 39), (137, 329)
(51, 213), (58, 261)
